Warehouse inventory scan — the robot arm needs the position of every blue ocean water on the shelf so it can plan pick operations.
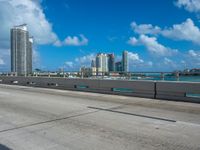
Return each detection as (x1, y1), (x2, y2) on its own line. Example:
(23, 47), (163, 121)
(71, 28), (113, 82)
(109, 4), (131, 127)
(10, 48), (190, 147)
(131, 75), (200, 82)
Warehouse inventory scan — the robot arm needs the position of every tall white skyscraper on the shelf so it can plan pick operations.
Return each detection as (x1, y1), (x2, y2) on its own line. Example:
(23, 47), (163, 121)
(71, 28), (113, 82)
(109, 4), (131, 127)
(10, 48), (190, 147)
(96, 53), (108, 74)
(11, 24), (32, 75)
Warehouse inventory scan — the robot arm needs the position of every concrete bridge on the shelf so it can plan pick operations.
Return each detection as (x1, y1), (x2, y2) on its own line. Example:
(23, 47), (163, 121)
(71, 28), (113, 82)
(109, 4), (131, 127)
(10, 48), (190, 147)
(0, 84), (200, 150)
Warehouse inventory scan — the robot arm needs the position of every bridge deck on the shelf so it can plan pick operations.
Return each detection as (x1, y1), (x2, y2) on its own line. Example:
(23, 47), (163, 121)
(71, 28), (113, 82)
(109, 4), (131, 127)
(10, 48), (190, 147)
(0, 84), (200, 150)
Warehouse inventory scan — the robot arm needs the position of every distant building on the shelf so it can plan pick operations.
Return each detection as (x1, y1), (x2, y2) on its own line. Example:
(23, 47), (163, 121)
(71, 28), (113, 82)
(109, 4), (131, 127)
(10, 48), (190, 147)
(190, 68), (200, 73)
(91, 60), (96, 68)
(189, 68), (200, 75)
(122, 50), (128, 72)
(91, 67), (97, 76)
(96, 53), (108, 74)
(107, 53), (115, 72)
(11, 24), (32, 75)
(115, 61), (122, 72)
(80, 67), (93, 77)
(91, 60), (96, 76)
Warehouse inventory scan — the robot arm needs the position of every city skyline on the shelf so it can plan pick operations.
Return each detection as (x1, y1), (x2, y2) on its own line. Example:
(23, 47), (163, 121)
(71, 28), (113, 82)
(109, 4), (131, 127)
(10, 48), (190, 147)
(0, 0), (200, 72)
(91, 51), (128, 74)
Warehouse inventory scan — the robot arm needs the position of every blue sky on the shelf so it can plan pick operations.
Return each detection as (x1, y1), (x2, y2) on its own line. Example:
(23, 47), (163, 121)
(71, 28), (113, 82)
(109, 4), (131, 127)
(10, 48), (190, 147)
(0, 0), (200, 72)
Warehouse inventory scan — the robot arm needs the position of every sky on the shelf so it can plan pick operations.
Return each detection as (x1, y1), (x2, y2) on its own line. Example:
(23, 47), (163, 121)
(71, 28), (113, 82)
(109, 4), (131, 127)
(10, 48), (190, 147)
(0, 0), (200, 72)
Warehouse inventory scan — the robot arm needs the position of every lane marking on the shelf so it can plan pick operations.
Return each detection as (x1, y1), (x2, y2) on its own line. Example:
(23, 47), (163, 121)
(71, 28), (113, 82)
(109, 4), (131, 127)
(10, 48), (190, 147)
(88, 106), (176, 123)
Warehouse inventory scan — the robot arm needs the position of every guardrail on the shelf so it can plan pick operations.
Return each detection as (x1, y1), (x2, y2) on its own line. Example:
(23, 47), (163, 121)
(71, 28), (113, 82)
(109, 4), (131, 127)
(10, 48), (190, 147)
(0, 76), (199, 103)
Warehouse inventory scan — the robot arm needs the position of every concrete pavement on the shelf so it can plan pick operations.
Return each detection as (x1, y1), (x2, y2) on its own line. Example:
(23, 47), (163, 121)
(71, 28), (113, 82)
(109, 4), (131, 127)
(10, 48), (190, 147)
(0, 84), (200, 150)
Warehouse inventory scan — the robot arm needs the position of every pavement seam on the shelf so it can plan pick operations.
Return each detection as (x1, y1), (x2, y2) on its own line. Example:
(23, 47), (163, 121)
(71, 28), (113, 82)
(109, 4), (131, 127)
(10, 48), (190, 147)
(88, 106), (177, 123)
(0, 110), (99, 134)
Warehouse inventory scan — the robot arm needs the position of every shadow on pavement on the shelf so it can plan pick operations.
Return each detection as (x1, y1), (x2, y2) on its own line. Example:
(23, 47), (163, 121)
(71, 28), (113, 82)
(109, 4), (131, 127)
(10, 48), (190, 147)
(0, 144), (11, 150)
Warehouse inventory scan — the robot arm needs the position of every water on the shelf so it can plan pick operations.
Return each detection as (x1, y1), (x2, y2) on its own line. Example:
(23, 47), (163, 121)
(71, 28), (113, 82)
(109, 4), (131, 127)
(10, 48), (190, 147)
(131, 75), (200, 82)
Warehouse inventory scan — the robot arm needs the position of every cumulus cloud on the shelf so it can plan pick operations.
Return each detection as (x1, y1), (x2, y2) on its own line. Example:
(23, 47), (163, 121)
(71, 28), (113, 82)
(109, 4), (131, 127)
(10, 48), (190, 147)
(128, 35), (178, 56)
(175, 0), (200, 13)
(0, 0), (89, 71)
(53, 40), (62, 47)
(0, 0), (59, 46)
(65, 61), (74, 68)
(164, 57), (173, 65)
(64, 35), (88, 46)
(188, 49), (200, 57)
(162, 18), (200, 44)
(181, 50), (200, 68)
(188, 50), (200, 65)
(131, 18), (200, 45)
(0, 0), (60, 70)
(127, 52), (152, 71)
(75, 53), (95, 65)
(63, 53), (95, 71)
(128, 52), (144, 63)
(131, 22), (161, 35)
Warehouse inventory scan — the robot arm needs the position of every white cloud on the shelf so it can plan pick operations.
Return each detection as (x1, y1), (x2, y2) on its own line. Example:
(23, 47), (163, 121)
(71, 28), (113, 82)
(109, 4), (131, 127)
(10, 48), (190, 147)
(162, 18), (200, 44)
(53, 40), (62, 47)
(0, 0), (59, 46)
(131, 18), (200, 45)
(128, 52), (148, 71)
(164, 57), (173, 65)
(188, 49), (200, 57)
(128, 52), (144, 63)
(0, 0), (89, 71)
(64, 35), (88, 46)
(75, 53), (95, 66)
(188, 49), (200, 65)
(175, 0), (200, 13)
(128, 34), (178, 56)
(65, 61), (74, 68)
(0, 0), (60, 70)
(180, 50), (200, 68)
(63, 53), (95, 71)
(131, 22), (161, 35)
(128, 37), (138, 45)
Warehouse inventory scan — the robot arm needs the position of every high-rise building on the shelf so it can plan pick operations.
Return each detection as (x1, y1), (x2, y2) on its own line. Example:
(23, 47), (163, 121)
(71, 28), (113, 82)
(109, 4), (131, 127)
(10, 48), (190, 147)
(107, 53), (115, 72)
(122, 50), (128, 72)
(11, 24), (32, 75)
(91, 59), (96, 76)
(91, 60), (96, 68)
(27, 37), (33, 75)
(115, 61), (122, 72)
(96, 53), (108, 74)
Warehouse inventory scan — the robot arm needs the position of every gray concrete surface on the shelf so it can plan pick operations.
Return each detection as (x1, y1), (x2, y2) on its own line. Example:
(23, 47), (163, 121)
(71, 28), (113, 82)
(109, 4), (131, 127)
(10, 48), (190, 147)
(1, 76), (200, 102)
(0, 84), (200, 150)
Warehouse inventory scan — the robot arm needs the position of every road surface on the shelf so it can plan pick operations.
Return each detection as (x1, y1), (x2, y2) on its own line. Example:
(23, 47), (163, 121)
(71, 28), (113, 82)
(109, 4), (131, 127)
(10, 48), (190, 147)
(0, 84), (200, 150)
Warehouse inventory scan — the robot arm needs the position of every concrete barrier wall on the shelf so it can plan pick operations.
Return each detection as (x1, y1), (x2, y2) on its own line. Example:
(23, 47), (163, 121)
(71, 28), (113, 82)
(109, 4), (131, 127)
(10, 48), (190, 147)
(0, 76), (155, 98)
(0, 76), (199, 103)
(156, 81), (200, 103)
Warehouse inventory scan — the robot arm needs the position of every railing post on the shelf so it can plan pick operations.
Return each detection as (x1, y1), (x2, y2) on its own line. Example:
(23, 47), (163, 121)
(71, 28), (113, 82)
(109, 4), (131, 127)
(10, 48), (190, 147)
(160, 72), (164, 80)
(175, 72), (180, 81)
